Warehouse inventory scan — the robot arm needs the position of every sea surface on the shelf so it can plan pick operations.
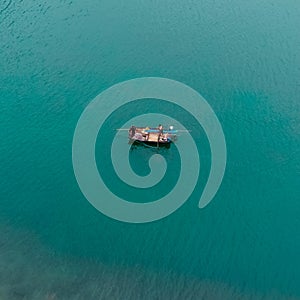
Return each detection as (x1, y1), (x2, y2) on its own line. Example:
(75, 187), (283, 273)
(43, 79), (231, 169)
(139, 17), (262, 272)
(1, 0), (300, 299)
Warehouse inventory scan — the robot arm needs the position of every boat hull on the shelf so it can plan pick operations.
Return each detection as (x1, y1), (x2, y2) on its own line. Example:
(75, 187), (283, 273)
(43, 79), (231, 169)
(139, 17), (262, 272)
(130, 139), (172, 149)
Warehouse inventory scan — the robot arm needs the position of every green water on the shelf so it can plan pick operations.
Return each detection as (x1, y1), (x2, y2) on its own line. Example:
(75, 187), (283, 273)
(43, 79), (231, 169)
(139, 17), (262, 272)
(1, 0), (300, 299)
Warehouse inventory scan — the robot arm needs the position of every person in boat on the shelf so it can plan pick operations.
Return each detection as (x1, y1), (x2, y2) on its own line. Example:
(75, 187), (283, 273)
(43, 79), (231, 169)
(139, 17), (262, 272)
(158, 124), (163, 133)
(129, 125), (136, 138)
(144, 126), (150, 141)
(163, 132), (168, 141)
(158, 124), (163, 141)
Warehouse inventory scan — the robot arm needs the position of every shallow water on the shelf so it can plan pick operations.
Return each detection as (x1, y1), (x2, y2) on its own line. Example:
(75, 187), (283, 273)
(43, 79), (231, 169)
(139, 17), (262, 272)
(1, 0), (300, 299)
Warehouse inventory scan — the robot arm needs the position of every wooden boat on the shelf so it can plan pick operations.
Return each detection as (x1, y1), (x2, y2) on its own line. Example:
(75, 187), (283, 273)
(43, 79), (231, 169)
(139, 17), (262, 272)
(128, 125), (177, 147)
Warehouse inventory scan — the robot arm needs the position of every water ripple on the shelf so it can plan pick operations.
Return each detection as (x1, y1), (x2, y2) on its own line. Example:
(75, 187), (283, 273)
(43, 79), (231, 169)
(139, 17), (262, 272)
(0, 0), (12, 15)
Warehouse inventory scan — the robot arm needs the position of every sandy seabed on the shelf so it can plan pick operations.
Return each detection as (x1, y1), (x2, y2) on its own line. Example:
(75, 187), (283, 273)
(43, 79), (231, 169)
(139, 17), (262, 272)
(0, 223), (298, 300)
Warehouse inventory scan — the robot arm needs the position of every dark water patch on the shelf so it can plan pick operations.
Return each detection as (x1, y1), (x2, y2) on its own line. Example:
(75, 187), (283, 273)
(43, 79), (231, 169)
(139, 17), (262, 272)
(1, 224), (298, 300)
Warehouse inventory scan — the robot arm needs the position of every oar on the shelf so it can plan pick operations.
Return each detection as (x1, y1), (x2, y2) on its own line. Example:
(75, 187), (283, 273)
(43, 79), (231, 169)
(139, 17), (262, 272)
(175, 130), (192, 132)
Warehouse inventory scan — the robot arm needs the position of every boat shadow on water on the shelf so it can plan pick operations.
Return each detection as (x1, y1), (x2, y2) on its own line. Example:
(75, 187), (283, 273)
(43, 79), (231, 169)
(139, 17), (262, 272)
(129, 140), (172, 150)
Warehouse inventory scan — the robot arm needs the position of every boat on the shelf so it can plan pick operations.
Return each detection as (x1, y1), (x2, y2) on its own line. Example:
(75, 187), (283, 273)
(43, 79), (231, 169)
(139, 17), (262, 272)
(128, 125), (177, 147)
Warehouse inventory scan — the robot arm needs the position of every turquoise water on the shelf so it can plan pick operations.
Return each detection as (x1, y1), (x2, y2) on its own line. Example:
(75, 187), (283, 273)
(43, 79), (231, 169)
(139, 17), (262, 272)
(1, 0), (300, 299)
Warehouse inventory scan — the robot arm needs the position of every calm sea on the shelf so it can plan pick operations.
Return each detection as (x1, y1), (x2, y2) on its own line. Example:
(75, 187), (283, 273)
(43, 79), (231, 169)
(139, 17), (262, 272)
(1, 0), (299, 299)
